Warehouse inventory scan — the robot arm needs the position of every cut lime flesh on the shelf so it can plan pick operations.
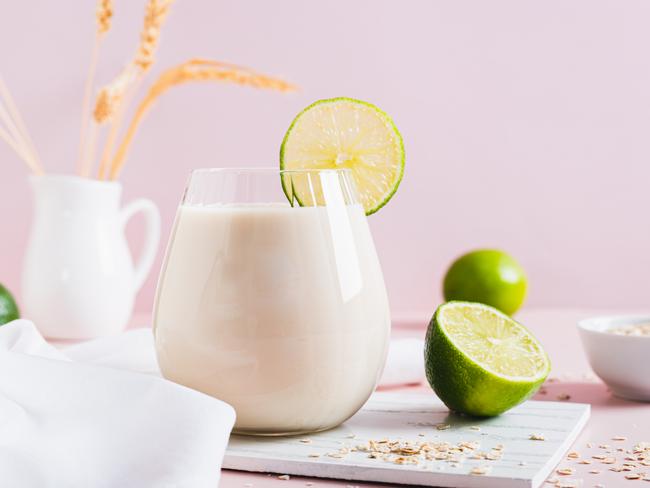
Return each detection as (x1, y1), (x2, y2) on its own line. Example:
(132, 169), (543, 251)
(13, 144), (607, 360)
(280, 97), (404, 215)
(439, 302), (548, 380)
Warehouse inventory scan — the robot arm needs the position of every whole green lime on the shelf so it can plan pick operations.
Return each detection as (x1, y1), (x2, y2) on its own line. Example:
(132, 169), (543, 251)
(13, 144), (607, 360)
(0, 283), (20, 325)
(443, 249), (527, 315)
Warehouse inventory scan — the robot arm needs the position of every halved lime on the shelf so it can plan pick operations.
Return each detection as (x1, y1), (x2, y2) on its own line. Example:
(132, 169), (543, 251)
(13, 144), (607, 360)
(425, 301), (550, 417)
(280, 97), (405, 215)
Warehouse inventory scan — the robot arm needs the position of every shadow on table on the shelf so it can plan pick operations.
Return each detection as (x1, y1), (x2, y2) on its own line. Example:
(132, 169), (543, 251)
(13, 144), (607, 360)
(532, 380), (649, 409)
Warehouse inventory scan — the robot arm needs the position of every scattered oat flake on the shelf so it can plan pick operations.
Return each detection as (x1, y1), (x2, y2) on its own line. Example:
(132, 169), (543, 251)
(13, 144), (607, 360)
(299, 439), (312, 444)
(436, 424), (451, 430)
(579, 459), (593, 464)
(557, 468), (575, 475)
(346, 434), (356, 439)
(599, 444), (611, 449)
(601, 457), (616, 464)
(613, 436), (627, 441)
(587, 443), (594, 448)
(592, 455), (607, 460)
(470, 426), (481, 431)
(278, 474), (290, 480)
(308, 453), (320, 458)
(589, 469), (601, 474)
(394, 456), (418, 465)
(418, 433), (425, 437)
(470, 466), (490, 475)
(557, 393), (571, 401)
(626, 473), (642, 480)
(567, 451), (580, 459)
(356, 437), (483, 467)
(530, 433), (546, 441)
(556, 481), (578, 488)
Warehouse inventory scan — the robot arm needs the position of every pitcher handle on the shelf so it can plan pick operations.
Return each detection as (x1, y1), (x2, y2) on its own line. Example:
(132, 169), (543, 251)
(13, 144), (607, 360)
(120, 198), (161, 292)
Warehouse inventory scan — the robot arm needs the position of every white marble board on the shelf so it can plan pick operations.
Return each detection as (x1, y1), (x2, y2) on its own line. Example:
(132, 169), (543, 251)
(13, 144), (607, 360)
(224, 392), (590, 488)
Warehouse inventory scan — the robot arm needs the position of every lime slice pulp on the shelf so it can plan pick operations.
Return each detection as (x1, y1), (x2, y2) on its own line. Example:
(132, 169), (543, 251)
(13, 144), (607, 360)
(280, 97), (404, 215)
(425, 301), (550, 417)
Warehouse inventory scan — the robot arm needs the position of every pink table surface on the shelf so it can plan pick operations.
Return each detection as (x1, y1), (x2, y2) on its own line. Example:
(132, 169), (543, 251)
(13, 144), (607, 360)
(217, 308), (650, 488)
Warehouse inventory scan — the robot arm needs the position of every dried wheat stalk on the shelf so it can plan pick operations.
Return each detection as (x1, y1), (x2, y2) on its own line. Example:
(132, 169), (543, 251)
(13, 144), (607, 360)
(77, 0), (114, 177)
(0, 75), (43, 174)
(108, 59), (296, 180)
(97, 0), (175, 179)
(0, 97), (25, 155)
(0, 125), (41, 174)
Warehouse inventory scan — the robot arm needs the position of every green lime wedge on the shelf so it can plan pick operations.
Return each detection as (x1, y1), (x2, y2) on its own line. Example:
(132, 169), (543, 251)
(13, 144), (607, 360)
(280, 97), (405, 215)
(425, 301), (550, 417)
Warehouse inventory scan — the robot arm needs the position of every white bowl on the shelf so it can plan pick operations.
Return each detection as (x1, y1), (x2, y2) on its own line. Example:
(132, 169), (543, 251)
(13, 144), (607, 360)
(578, 315), (650, 402)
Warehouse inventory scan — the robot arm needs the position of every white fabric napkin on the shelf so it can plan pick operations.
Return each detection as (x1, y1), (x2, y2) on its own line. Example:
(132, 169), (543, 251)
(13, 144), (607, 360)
(0, 320), (424, 487)
(0, 320), (235, 488)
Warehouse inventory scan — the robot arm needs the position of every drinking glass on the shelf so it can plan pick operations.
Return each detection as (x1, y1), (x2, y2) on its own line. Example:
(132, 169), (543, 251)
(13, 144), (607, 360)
(153, 168), (390, 435)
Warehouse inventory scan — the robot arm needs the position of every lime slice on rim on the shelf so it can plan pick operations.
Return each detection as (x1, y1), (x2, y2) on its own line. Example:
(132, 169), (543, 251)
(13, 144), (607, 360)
(280, 97), (405, 215)
(425, 301), (550, 417)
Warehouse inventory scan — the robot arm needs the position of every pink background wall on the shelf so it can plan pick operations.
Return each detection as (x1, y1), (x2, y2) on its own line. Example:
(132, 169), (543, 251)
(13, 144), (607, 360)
(2, 1), (650, 322)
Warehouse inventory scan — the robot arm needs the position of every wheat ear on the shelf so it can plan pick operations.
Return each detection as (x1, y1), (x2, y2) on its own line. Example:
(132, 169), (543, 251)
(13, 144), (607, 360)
(108, 59), (296, 180)
(77, 0), (113, 177)
(134, 0), (174, 71)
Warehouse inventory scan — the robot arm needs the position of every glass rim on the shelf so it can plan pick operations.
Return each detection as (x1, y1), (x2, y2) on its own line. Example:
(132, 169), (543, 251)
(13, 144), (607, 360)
(189, 167), (352, 176)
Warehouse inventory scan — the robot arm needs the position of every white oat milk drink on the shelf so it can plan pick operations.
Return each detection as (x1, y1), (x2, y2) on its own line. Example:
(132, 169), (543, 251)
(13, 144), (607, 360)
(154, 198), (390, 435)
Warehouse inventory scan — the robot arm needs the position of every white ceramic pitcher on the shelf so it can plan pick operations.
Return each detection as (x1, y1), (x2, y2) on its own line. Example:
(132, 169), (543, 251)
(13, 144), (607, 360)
(22, 175), (161, 339)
